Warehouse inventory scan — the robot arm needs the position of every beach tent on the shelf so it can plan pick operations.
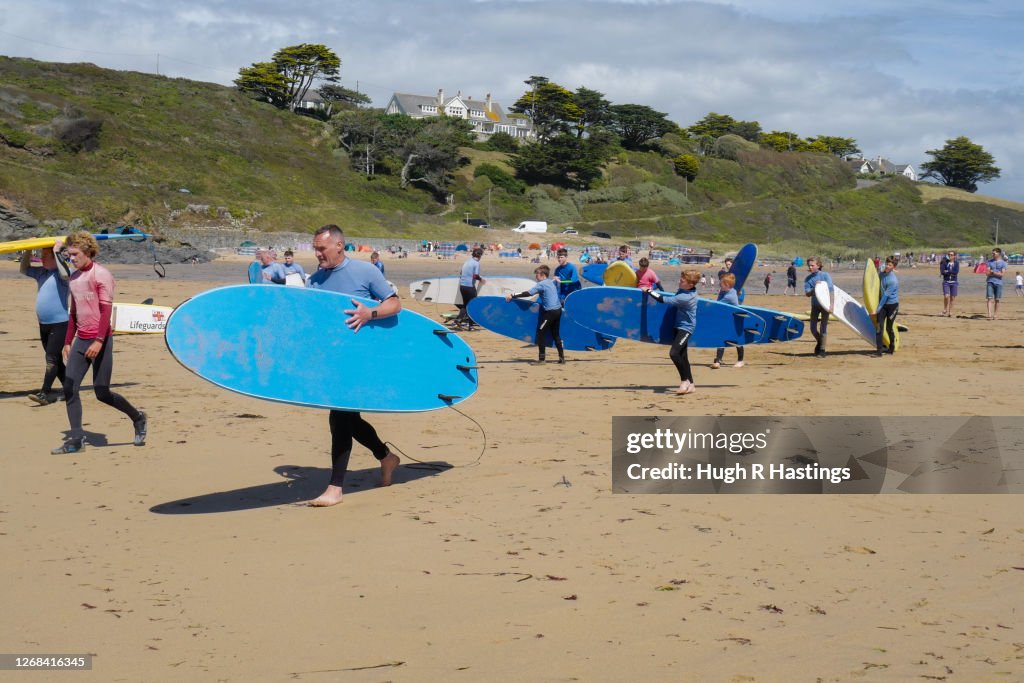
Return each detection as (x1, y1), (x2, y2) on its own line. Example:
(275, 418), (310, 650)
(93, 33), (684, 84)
(357, 245), (373, 252)
(974, 262), (988, 274)
(455, 244), (469, 252)
(528, 242), (542, 250)
(793, 256), (805, 266)
(344, 243), (356, 252)
(551, 242), (566, 250)
(240, 240), (257, 247)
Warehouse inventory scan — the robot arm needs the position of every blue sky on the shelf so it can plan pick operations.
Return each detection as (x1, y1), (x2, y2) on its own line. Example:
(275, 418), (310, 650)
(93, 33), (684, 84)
(2, 0), (1022, 201)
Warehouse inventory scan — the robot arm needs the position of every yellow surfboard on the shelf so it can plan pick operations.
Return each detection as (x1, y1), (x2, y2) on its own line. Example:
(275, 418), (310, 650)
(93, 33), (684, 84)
(0, 235), (66, 255)
(603, 260), (638, 287)
(863, 261), (899, 350)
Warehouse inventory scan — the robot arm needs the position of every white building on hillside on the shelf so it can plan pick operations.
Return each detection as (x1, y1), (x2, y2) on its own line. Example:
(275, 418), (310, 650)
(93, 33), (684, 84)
(384, 89), (535, 141)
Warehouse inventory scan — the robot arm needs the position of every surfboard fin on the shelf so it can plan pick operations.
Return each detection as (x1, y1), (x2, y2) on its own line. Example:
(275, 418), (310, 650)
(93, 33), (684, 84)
(773, 315), (787, 321)
(433, 329), (452, 336)
(724, 341), (739, 347)
(456, 364), (479, 371)
(438, 393), (463, 402)
(734, 312), (750, 319)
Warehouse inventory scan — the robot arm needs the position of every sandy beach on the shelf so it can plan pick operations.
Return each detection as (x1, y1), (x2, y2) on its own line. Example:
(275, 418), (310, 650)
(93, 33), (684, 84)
(1, 249), (1022, 681)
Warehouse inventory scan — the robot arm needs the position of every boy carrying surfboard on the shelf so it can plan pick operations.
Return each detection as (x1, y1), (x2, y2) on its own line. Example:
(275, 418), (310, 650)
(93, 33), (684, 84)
(642, 269), (701, 396)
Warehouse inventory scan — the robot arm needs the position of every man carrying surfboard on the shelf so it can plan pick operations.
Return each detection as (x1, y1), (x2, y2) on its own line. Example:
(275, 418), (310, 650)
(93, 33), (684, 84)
(505, 265), (565, 364)
(20, 245), (70, 405)
(52, 231), (147, 454)
(307, 224), (401, 507)
(804, 257), (834, 358)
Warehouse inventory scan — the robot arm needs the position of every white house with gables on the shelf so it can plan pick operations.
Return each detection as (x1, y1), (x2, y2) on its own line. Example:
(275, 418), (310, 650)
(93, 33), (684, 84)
(846, 156), (918, 181)
(384, 89), (534, 141)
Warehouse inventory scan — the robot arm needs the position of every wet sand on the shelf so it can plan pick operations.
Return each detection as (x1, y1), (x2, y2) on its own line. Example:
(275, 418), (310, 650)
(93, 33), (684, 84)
(1, 252), (1022, 681)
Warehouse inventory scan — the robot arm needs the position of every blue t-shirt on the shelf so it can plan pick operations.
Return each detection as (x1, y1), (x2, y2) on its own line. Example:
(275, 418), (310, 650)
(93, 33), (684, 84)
(460, 258), (481, 287)
(554, 262), (581, 300)
(658, 288), (698, 332)
(878, 270), (899, 309)
(716, 288), (739, 306)
(527, 278), (562, 311)
(26, 266), (70, 324)
(283, 262), (306, 279)
(987, 258), (1007, 284)
(372, 260), (385, 277)
(259, 262), (288, 284)
(307, 257), (394, 301)
(615, 255), (635, 268)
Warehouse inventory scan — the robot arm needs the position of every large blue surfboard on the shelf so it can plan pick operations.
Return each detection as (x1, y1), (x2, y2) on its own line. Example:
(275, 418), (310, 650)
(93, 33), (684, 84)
(564, 286), (766, 348)
(582, 263), (607, 285)
(467, 296), (616, 352)
(740, 305), (804, 343)
(729, 243), (758, 293)
(165, 285), (478, 412)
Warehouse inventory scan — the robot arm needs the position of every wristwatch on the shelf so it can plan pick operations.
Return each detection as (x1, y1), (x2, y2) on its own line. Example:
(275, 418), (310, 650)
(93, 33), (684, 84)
(371, 310), (378, 320)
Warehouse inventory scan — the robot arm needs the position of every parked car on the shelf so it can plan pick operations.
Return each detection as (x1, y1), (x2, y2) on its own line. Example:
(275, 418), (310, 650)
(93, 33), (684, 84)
(591, 231), (612, 239)
(465, 218), (489, 228)
(513, 220), (548, 233)
(561, 227), (578, 235)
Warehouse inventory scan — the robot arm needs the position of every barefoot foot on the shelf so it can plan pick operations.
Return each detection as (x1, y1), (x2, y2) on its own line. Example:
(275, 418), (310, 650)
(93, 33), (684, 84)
(380, 451), (400, 487)
(309, 485), (344, 507)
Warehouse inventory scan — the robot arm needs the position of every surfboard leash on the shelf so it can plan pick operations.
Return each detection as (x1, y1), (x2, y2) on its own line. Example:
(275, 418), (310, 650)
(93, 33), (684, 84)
(384, 403), (487, 472)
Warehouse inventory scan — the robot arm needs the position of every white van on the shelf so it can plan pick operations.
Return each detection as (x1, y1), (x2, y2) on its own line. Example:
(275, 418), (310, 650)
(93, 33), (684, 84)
(512, 220), (548, 234)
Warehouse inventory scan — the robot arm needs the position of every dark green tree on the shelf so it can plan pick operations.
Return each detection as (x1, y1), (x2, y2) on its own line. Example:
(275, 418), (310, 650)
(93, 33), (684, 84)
(572, 87), (612, 139)
(759, 130), (807, 152)
(317, 84), (371, 117)
(608, 104), (677, 149)
(510, 77), (582, 142)
(486, 131), (520, 153)
(921, 136), (1000, 192)
(511, 133), (612, 190)
(397, 117), (475, 198)
(807, 135), (861, 158)
(236, 43), (341, 112)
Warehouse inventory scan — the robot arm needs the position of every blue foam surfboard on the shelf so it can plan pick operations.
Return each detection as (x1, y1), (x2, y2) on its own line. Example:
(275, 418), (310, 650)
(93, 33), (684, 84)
(582, 263), (607, 285)
(165, 285), (478, 412)
(247, 262), (261, 284)
(564, 286), (766, 348)
(739, 306), (804, 343)
(729, 243), (758, 293)
(467, 296), (616, 352)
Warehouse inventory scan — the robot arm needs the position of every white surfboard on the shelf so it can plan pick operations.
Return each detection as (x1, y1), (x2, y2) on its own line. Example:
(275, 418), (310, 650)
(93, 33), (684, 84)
(112, 303), (174, 334)
(412, 276), (536, 305)
(285, 272), (306, 287)
(813, 281), (874, 347)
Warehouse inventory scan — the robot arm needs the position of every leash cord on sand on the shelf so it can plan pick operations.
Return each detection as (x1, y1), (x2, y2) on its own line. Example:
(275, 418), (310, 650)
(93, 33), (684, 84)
(385, 403), (487, 471)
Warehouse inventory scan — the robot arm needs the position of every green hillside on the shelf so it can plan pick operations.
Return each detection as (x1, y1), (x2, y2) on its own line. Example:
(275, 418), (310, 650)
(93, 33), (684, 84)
(2, 56), (1023, 251)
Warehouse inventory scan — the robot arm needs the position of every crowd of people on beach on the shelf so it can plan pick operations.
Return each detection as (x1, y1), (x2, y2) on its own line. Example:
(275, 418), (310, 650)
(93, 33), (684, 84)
(16, 227), (1015, 507)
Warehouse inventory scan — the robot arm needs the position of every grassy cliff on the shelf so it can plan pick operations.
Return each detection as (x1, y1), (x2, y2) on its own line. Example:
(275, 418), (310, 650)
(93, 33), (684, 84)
(2, 56), (1022, 249)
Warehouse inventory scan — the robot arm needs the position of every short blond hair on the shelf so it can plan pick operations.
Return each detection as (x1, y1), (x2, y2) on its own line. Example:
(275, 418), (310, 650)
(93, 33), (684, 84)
(681, 269), (701, 286)
(65, 230), (99, 258)
(720, 273), (736, 288)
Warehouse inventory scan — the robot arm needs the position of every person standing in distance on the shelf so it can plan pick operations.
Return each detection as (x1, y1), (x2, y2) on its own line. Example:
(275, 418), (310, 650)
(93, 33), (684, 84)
(785, 261), (798, 295)
(281, 249), (306, 282)
(21, 244), (70, 405)
(554, 248), (581, 301)
(455, 247), (485, 330)
(52, 231), (147, 454)
(939, 250), (959, 317)
(985, 247), (1007, 320)
(256, 248), (287, 284)
(306, 224), (401, 507)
